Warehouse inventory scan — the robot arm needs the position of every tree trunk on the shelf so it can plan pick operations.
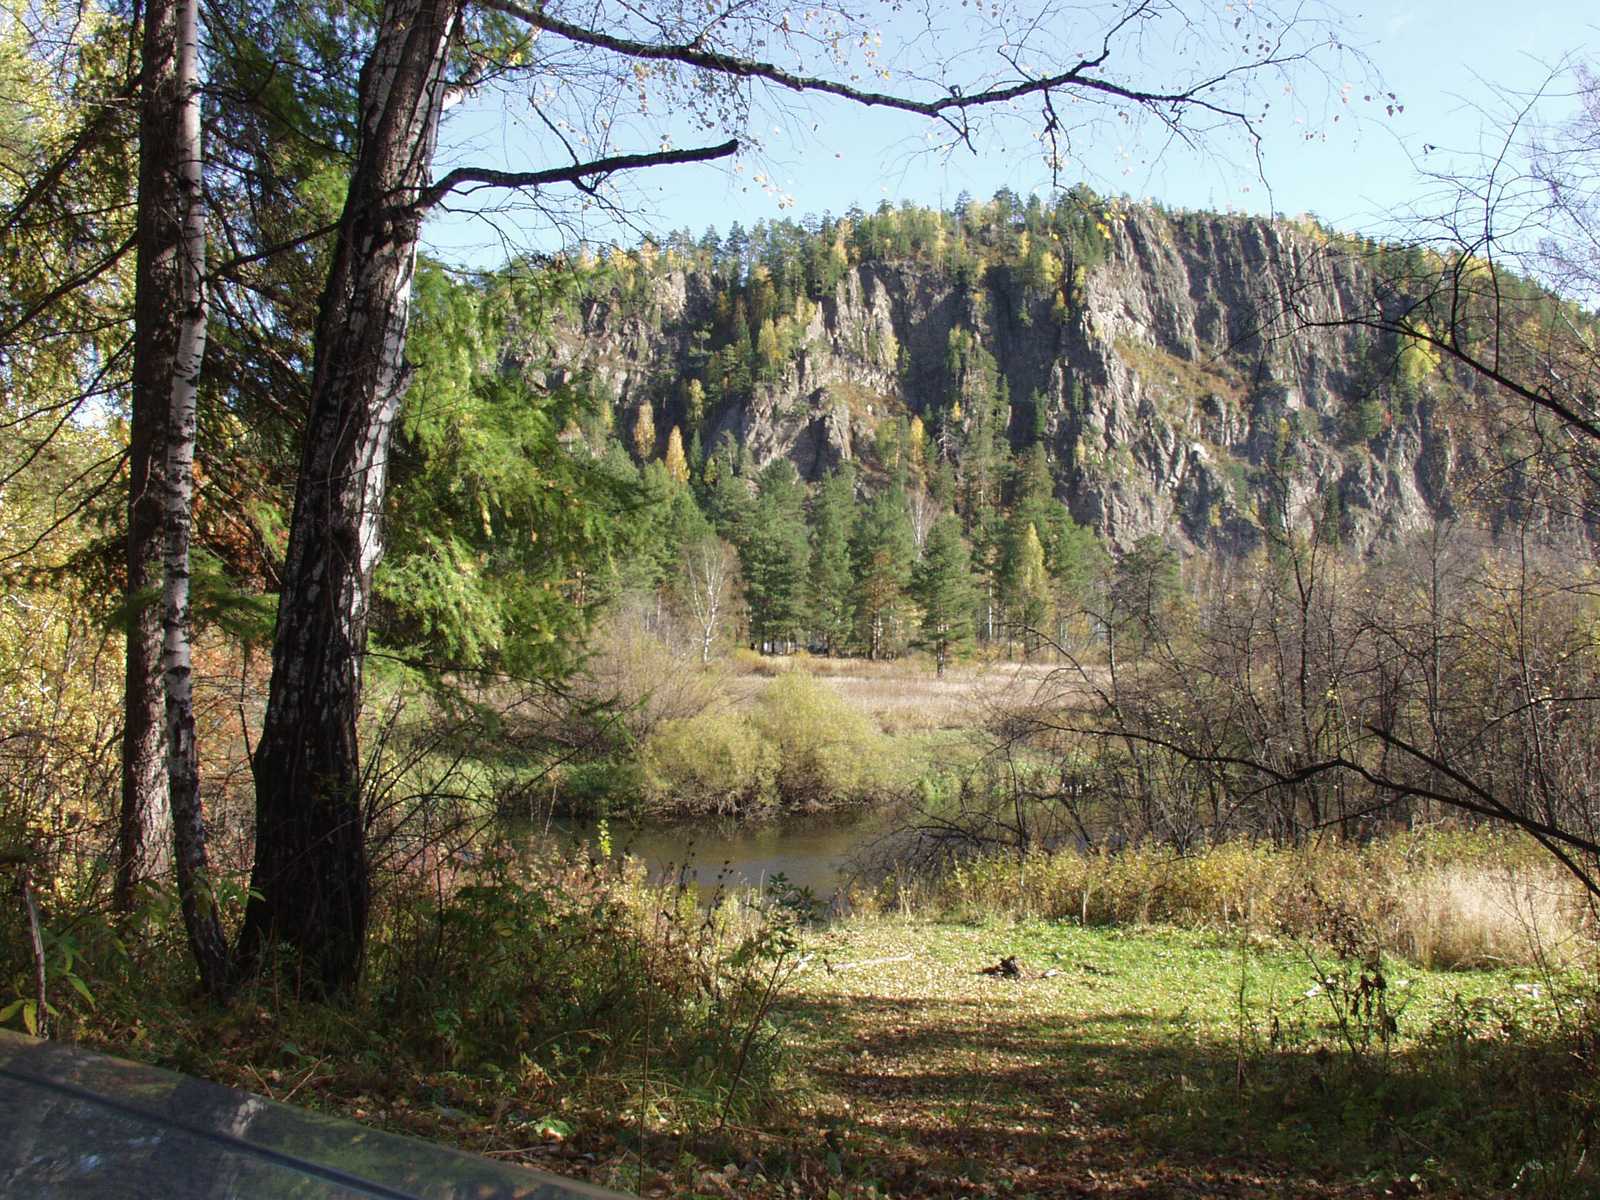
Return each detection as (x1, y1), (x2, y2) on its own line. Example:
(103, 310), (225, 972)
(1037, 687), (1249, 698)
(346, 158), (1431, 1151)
(237, 0), (458, 994)
(117, 0), (187, 913)
(116, 436), (169, 913)
(157, 0), (230, 994)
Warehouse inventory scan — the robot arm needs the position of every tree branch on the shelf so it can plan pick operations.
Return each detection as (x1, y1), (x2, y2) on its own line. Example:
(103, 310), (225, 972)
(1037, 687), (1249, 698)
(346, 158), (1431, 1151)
(211, 219), (342, 279)
(1303, 300), (1600, 444)
(418, 137), (739, 209)
(1036, 711), (1600, 897)
(475, 0), (1269, 138)
(0, 233), (137, 350)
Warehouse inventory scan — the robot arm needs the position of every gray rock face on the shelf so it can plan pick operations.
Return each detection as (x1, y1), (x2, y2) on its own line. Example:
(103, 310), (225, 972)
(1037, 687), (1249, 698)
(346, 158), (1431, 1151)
(534, 208), (1514, 554)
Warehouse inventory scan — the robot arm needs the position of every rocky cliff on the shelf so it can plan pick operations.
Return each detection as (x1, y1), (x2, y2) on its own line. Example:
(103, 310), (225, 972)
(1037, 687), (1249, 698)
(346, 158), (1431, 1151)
(530, 205), (1505, 555)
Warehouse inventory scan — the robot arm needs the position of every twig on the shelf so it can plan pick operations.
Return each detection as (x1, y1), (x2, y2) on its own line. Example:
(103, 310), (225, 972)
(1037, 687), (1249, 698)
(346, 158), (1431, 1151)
(281, 1059), (327, 1104)
(244, 1063), (278, 1101)
(20, 875), (47, 1039)
(720, 953), (791, 1130)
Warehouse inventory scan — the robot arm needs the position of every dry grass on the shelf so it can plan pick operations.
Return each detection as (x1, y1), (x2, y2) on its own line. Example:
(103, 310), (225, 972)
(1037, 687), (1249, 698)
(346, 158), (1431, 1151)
(883, 830), (1598, 971)
(725, 652), (1093, 734)
(1394, 863), (1594, 969)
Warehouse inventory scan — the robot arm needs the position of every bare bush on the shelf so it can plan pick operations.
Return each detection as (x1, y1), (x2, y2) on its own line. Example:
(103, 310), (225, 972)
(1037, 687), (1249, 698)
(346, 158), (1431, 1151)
(577, 598), (728, 744)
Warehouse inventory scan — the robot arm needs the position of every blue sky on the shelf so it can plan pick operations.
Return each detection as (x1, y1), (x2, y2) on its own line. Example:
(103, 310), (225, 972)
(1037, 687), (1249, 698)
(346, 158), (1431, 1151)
(422, 3), (1596, 265)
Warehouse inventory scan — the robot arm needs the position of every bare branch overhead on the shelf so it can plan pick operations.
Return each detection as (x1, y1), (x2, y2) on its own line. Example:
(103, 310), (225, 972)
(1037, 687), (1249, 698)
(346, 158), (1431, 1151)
(421, 136), (739, 208)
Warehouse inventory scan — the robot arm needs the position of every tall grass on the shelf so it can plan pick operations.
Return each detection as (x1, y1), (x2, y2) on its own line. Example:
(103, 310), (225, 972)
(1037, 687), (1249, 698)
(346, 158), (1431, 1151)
(880, 828), (1596, 969)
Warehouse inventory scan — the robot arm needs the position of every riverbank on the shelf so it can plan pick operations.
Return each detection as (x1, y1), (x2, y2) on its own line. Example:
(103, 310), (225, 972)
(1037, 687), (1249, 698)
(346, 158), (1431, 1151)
(547, 648), (1071, 820)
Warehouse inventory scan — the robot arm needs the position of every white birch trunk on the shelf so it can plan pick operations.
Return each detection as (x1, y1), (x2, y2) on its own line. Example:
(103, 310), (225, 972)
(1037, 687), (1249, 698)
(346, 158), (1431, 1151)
(158, 0), (229, 993)
(684, 536), (734, 665)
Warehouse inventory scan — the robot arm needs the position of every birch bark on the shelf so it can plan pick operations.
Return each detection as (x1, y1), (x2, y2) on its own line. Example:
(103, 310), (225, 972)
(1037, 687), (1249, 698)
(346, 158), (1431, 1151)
(237, 0), (458, 993)
(127, 0), (228, 982)
(158, 0), (230, 993)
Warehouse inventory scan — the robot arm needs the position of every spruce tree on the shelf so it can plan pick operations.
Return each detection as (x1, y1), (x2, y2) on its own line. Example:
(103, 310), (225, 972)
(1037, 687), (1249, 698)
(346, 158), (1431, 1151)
(702, 441), (751, 539)
(850, 484), (916, 659)
(1112, 534), (1181, 655)
(1005, 441), (1106, 649)
(807, 465), (857, 653)
(912, 514), (977, 675)
(688, 429), (705, 477)
(742, 459), (810, 651)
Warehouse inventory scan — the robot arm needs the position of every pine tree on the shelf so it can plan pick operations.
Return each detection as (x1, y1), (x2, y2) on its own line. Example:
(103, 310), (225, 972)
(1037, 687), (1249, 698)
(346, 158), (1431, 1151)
(1029, 388), (1049, 442)
(911, 514), (977, 675)
(850, 485), (916, 659)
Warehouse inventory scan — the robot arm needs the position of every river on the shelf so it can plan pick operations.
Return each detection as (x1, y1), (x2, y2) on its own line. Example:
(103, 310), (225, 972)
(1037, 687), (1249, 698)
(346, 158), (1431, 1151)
(509, 808), (900, 903)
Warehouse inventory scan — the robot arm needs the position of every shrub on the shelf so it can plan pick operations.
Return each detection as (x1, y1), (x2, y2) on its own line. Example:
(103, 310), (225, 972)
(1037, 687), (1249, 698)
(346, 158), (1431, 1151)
(553, 757), (646, 817)
(640, 710), (777, 815)
(750, 672), (884, 807)
(366, 847), (802, 1123)
(729, 647), (787, 676)
(577, 605), (727, 744)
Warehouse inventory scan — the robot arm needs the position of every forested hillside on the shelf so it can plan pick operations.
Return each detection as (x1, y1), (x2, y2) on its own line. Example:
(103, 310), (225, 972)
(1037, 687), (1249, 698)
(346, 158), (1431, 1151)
(511, 190), (1593, 561)
(330, 189), (1600, 695)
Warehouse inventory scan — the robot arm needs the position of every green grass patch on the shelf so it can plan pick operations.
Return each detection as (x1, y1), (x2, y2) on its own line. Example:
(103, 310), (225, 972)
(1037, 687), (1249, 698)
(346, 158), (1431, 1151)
(786, 915), (1599, 1198)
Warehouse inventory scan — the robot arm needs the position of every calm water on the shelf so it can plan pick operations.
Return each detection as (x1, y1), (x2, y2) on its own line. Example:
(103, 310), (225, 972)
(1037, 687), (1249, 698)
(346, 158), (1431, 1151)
(509, 808), (898, 901)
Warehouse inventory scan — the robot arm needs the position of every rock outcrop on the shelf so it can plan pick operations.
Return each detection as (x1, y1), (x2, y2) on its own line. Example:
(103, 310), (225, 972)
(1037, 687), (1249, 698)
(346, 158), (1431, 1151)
(529, 207), (1522, 555)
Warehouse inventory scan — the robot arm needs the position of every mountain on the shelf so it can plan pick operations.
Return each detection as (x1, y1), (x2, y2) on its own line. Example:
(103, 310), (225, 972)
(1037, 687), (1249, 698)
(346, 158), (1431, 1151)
(515, 195), (1548, 554)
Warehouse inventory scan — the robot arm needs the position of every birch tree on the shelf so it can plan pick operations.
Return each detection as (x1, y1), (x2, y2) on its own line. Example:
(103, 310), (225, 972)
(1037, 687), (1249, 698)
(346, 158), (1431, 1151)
(678, 533), (740, 664)
(234, 0), (461, 989)
(132, 0), (228, 987)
